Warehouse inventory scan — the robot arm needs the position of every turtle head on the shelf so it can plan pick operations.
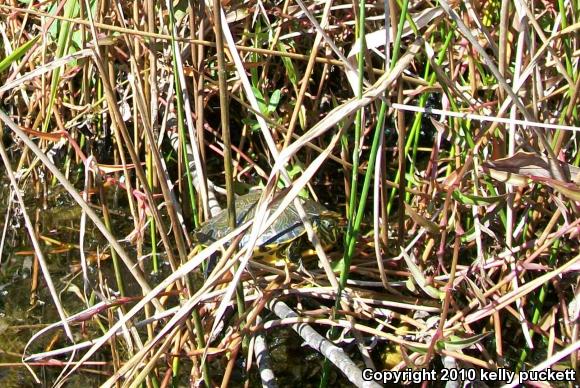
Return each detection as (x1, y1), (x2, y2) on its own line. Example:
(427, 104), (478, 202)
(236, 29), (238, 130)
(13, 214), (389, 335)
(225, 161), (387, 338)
(317, 211), (342, 247)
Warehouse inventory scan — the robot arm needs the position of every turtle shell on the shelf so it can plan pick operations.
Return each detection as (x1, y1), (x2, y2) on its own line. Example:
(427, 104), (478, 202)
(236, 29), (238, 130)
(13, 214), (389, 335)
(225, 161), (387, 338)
(194, 190), (338, 253)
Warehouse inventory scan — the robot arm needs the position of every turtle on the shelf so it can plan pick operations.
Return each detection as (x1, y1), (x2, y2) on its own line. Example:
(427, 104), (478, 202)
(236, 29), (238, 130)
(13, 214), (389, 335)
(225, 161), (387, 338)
(194, 190), (341, 265)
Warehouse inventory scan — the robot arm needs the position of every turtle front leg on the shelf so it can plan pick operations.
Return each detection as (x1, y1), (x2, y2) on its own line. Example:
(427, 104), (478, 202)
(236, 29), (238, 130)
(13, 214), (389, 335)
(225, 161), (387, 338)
(285, 241), (318, 280)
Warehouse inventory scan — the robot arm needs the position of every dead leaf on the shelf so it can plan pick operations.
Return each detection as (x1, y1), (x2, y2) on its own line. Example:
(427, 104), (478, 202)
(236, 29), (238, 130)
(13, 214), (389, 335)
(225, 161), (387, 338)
(405, 203), (441, 234)
(483, 152), (580, 200)
(482, 152), (580, 183)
